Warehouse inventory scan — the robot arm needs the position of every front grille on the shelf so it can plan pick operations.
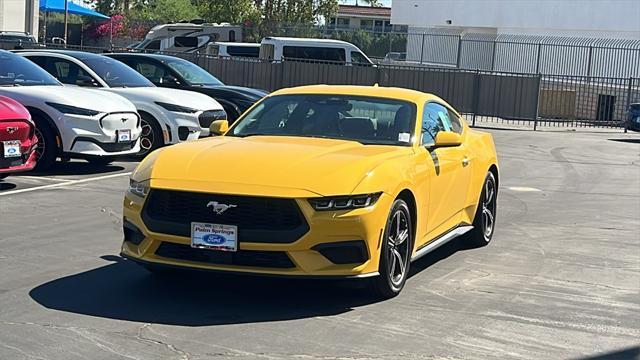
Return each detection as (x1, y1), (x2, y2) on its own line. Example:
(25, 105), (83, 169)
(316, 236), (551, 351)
(142, 189), (309, 243)
(155, 242), (295, 269)
(73, 137), (137, 152)
(198, 110), (226, 128)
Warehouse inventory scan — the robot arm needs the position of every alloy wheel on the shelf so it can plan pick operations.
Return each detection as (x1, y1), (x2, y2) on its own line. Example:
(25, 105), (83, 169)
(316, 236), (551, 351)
(481, 174), (497, 239)
(387, 208), (411, 287)
(139, 118), (155, 156)
(34, 127), (46, 162)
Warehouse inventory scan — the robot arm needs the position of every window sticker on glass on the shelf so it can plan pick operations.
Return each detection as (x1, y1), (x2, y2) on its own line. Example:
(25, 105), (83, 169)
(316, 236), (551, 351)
(398, 132), (411, 143)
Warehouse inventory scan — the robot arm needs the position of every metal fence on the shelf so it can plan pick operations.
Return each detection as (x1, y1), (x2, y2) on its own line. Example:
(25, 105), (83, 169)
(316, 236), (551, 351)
(183, 54), (638, 129)
(405, 31), (640, 79)
(2, 40), (638, 130)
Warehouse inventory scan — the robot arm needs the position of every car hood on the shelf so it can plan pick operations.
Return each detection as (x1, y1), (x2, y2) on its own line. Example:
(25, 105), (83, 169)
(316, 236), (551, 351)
(0, 95), (30, 121)
(0, 85), (136, 113)
(105, 87), (222, 111)
(197, 85), (268, 100)
(147, 136), (411, 197)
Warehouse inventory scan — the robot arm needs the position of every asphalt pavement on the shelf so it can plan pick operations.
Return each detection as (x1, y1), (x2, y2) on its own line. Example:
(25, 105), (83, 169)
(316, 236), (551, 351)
(0, 129), (639, 360)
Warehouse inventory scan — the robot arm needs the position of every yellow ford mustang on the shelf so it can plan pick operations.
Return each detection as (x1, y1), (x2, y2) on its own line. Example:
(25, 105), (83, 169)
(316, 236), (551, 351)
(122, 85), (499, 298)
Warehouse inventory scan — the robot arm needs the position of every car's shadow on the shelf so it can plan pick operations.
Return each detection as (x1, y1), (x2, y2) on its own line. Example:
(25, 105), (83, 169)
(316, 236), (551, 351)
(608, 138), (640, 144)
(0, 181), (17, 191)
(29, 238), (472, 326)
(23, 162), (126, 176)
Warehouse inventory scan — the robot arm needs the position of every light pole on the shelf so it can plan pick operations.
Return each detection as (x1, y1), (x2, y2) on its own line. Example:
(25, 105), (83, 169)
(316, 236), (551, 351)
(64, 0), (68, 44)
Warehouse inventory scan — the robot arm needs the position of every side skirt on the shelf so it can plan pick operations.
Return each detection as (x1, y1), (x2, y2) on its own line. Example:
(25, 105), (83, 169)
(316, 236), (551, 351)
(411, 225), (474, 262)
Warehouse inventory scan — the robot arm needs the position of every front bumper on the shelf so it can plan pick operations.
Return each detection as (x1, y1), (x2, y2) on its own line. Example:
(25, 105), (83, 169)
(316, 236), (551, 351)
(60, 112), (142, 156)
(121, 190), (392, 277)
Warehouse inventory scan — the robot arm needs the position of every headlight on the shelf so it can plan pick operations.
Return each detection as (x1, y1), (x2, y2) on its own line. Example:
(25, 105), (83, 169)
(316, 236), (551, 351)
(308, 192), (382, 211)
(46, 102), (100, 116)
(155, 102), (198, 113)
(128, 179), (150, 198)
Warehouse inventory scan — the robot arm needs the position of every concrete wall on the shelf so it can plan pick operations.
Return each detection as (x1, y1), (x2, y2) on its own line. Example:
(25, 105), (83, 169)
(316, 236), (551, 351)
(392, 0), (640, 39)
(0, 0), (39, 37)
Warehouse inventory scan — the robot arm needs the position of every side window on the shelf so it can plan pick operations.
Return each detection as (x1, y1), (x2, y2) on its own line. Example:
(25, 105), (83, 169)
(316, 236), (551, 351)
(133, 60), (165, 83)
(48, 59), (97, 87)
(351, 51), (370, 65)
(447, 109), (463, 133)
(144, 40), (161, 50)
(421, 102), (450, 146)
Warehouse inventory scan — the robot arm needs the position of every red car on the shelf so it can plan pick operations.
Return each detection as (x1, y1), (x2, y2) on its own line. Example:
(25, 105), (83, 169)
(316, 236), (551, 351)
(0, 96), (37, 180)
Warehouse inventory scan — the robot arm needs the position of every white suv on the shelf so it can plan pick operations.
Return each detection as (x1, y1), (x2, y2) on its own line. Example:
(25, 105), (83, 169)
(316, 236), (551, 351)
(20, 50), (226, 156)
(0, 50), (141, 169)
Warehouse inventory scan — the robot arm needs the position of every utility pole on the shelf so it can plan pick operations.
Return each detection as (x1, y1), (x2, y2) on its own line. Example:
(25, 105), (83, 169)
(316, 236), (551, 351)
(64, 0), (68, 44)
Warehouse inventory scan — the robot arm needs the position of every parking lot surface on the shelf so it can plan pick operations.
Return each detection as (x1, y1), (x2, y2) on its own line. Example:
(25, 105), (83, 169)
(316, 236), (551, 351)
(1, 129), (639, 360)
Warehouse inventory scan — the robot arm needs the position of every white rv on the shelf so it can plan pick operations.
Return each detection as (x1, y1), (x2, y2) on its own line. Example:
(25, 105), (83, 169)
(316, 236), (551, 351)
(134, 21), (242, 53)
(258, 37), (374, 65)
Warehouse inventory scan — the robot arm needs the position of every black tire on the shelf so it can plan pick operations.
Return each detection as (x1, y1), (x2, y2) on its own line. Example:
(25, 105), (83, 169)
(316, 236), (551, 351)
(0, 174), (8, 180)
(369, 198), (413, 298)
(464, 171), (498, 247)
(32, 117), (58, 171)
(86, 157), (113, 167)
(138, 113), (164, 158)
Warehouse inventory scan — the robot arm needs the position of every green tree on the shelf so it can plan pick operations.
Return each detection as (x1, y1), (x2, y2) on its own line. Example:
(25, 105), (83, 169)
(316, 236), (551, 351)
(133, 0), (200, 22)
(259, 0), (338, 35)
(194, 0), (260, 24)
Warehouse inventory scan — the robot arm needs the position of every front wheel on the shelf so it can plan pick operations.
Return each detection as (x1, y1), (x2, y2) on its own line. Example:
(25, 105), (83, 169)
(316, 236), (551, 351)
(369, 199), (413, 298)
(138, 114), (164, 157)
(33, 120), (58, 171)
(464, 171), (498, 247)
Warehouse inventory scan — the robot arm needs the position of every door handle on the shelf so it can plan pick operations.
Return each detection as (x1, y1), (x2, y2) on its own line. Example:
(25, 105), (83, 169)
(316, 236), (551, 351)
(462, 157), (470, 167)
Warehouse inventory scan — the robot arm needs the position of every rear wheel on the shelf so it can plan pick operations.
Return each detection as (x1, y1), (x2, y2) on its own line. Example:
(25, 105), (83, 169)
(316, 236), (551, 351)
(369, 199), (413, 298)
(138, 114), (163, 157)
(464, 171), (498, 247)
(32, 118), (58, 171)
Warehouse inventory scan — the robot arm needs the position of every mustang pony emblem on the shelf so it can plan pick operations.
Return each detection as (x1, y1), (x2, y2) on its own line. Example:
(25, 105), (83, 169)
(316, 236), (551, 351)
(206, 201), (237, 215)
(6, 127), (18, 134)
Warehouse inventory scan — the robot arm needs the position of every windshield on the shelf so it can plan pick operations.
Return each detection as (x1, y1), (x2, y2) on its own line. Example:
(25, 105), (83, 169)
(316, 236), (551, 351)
(0, 52), (60, 86)
(230, 95), (416, 146)
(165, 59), (223, 86)
(81, 57), (154, 88)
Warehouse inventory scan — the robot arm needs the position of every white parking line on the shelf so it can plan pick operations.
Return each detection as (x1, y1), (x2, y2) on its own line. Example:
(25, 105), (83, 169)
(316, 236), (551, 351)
(0, 172), (132, 197)
(507, 186), (542, 192)
(16, 175), (74, 182)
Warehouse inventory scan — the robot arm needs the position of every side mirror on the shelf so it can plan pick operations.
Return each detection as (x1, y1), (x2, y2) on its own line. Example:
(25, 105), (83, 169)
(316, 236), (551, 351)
(209, 120), (229, 136)
(433, 131), (462, 148)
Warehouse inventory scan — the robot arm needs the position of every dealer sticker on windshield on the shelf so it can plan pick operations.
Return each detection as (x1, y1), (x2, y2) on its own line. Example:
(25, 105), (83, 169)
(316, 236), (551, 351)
(191, 222), (238, 252)
(2, 141), (21, 158)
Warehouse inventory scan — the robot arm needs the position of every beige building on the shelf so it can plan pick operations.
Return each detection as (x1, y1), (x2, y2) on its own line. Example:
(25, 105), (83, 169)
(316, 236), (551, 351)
(0, 0), (39, 37)
(328, 5), (407, 33)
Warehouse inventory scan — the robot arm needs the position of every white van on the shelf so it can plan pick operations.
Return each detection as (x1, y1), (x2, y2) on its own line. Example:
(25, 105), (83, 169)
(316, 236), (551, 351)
(206, 42), (260, 58)
(258, 37), (374, 65)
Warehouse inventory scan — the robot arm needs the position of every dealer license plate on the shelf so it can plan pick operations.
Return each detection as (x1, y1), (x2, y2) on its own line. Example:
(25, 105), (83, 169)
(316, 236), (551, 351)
(191, 222), (238, 252)
(2, 141), (21, 158)
(117, 129), (131, 142)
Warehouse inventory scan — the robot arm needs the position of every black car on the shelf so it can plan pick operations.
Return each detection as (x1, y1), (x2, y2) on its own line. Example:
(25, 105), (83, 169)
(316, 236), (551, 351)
(105, 53), (267, 121)
(627, 103), (640, 132)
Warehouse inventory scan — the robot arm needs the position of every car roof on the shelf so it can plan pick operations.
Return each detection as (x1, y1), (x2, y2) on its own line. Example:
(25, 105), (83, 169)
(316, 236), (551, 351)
(17, 49), (105, 61)
(271, 85), (440, 104)
(262, 37), (357, 46)
(106, 52), (183, 63)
